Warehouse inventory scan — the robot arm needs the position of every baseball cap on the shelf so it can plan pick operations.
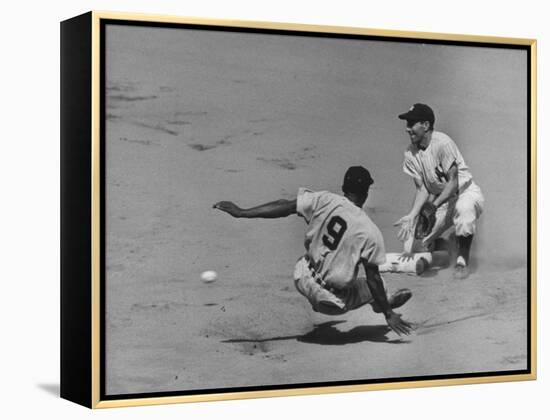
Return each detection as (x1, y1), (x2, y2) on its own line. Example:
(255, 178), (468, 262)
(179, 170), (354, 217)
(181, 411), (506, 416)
(342, 166), (373, 193)
(398, 103), (435, 125)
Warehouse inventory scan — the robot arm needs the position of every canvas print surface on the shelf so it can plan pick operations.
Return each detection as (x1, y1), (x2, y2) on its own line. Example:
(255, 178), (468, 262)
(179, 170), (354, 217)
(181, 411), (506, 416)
(103, 22), (529, 396)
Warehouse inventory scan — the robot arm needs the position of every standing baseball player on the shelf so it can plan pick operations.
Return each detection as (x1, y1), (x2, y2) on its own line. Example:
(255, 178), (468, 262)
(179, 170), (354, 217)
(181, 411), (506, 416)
(214, 166), (412, 336)
(394, 103), (484, 279)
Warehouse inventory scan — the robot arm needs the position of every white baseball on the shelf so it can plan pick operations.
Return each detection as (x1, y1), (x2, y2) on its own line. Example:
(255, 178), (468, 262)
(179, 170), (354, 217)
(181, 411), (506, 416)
(201, 270), (218, 283)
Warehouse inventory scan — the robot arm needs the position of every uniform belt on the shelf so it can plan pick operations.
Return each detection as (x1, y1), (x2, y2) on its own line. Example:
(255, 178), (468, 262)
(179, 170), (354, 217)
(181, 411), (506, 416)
(434, 178), (472, 197)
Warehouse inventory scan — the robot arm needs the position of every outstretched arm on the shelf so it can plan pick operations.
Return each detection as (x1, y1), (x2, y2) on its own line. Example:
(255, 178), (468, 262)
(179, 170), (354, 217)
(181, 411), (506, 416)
(363, 261), (412, 336)
(213, 199), (297, 219)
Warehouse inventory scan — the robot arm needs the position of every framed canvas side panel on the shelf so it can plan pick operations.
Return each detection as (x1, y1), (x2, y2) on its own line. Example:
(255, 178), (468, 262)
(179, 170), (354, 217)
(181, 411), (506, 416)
(530, 41), (537, 379)
(60, 11), (93, 408)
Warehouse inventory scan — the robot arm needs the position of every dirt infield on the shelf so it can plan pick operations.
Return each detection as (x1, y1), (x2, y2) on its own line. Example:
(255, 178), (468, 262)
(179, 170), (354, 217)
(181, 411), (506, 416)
(103, 25), (529, 395)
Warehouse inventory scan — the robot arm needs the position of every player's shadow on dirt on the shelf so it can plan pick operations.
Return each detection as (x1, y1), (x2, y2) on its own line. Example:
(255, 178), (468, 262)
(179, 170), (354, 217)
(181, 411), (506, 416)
(223, 321), (408, 347)
(298, 321), (407, 345)
(419, 268), (440, 278)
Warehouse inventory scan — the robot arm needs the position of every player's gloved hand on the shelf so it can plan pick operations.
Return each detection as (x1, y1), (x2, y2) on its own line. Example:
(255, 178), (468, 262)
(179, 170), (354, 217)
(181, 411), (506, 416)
(213, 201), (244, 218)
(393, 214), (417, 241)
(384, 310), (412, 336)
(415, 201), (437, 240)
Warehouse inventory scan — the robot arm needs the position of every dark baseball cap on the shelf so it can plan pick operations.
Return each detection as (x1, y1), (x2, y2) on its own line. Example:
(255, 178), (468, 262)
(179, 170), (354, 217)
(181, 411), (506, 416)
(398, 103), (435, 125)
(342, 166), (373, 193)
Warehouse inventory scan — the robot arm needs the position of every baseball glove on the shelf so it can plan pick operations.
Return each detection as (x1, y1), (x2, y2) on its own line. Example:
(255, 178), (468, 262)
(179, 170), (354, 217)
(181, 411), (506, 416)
(414, 202), (437, 240)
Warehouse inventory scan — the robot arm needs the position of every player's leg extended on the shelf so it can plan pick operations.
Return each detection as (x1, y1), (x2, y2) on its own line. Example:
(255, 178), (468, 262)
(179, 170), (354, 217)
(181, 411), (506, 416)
(293, 257), (347, 315)
(453, 183), (484, 278)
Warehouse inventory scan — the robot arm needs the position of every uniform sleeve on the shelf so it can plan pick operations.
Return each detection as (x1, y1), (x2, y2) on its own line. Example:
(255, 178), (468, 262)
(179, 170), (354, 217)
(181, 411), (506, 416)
(360, 227), (387, 266)
(403, 153), (422, 182)
(296, 188), (322, 223)
(438, 137), (461, 173)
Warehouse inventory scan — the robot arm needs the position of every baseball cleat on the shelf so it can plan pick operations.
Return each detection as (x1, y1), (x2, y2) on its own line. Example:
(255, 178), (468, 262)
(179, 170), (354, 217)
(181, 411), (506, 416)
(373, 288), (412, 313)
(388, 288), (412, 309)
(453, 263), (470, 279)
(415, 257), (428, 275)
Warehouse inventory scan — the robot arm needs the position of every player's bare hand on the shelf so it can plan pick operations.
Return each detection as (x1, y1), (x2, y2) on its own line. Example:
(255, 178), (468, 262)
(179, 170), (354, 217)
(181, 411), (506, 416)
(213, 201), (244, 218)
(393, 214), (416, 241)
(385, 311), (412, 336)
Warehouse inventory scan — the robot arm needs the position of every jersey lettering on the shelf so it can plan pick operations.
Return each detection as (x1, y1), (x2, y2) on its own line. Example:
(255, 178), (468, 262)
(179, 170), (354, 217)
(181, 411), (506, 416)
(322, 216), (347, 251)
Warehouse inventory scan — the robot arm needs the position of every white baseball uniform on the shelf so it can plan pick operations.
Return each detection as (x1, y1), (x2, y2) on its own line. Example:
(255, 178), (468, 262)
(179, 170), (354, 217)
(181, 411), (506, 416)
(403, 131), (484, 238)
(293, 188), (387, 315)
